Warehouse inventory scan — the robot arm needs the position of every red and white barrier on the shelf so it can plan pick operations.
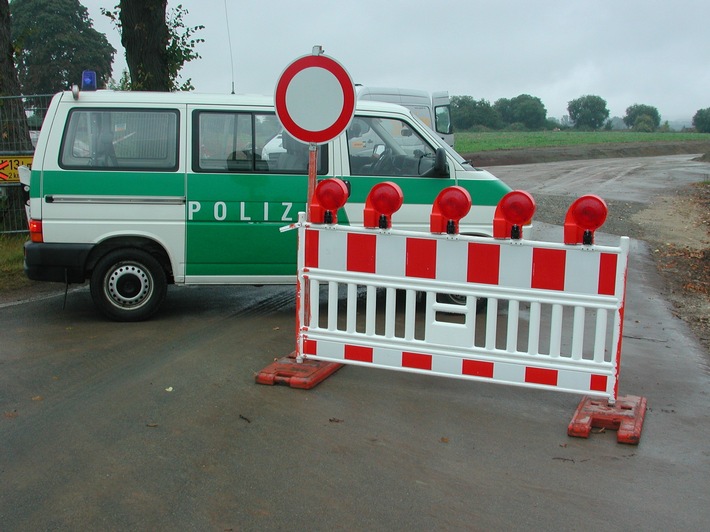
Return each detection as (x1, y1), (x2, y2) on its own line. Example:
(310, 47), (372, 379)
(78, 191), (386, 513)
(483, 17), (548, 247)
(257, 181), (646, 443)
(298, 216), (628, 401)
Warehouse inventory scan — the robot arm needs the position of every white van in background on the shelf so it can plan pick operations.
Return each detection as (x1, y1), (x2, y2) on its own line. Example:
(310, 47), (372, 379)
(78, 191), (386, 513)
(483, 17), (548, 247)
(356, 86), (454, 147)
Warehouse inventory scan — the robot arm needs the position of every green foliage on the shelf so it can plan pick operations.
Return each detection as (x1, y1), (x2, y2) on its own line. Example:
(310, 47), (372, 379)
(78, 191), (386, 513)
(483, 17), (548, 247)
(452, 94), (548, 131)
(450, 96), (501, 130)
(108, 69), (132, 91)
(494, 94), (547, 130)
(624, 104), (661, 131)
(102, 3), (204, 92)
(567, 95), (610, 130)
(165, 5), (204, 91)
(693, 108), (710, 133)
(11, 0), (115, 93)
(632, 115), (656, 133)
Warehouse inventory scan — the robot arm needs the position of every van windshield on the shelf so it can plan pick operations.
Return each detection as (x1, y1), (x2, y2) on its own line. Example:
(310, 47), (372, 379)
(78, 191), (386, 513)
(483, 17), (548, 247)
(346, 116), (442, 177)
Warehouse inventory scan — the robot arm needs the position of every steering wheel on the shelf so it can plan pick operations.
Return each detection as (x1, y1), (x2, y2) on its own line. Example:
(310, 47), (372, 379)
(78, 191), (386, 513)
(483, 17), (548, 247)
(371, 148), (393, 174)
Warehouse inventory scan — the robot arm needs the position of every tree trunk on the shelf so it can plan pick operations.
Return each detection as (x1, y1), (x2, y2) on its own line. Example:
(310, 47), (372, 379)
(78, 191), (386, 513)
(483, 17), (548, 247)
(119, 0), (170, 91)
(0, 0), (32, 152)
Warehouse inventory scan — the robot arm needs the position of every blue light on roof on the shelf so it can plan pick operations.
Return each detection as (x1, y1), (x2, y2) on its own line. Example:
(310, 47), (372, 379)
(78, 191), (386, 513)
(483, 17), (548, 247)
(81, 70), (97, 91)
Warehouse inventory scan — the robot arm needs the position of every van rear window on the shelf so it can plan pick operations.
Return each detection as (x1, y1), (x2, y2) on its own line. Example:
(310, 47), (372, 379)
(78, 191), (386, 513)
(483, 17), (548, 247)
(60, 108), (179, 171)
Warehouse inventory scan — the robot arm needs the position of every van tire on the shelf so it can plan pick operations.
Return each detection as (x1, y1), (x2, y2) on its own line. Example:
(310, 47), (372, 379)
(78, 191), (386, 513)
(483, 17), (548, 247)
(442, 293), (488, 313)
(90, 249), (167, 322)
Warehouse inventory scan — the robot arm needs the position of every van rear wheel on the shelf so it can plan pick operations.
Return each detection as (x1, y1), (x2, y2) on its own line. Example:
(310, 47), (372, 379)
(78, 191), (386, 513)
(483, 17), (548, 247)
(90, 249), (167, 321)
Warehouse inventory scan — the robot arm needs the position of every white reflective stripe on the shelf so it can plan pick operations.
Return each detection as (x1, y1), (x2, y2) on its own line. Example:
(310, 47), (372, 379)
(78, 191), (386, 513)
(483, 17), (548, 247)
(46, 195), (185, 205)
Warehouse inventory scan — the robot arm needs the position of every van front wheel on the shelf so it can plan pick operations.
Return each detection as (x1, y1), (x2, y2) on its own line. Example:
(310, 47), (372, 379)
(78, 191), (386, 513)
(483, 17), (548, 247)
(90, 249), (167, 321)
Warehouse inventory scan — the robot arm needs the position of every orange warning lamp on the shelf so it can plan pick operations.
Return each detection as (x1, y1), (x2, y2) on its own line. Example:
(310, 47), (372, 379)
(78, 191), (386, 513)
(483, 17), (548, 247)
(363, 182), (404, 229)
(430, 186), (472, 234)
(493, 190), (536, 239)
(564, 194), (608, 245)
(309, 178), (349, 224)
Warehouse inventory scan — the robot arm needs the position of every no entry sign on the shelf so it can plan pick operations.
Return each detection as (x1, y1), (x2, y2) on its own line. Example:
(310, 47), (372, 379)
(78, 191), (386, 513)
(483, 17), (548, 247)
(275, 52), (356, 145)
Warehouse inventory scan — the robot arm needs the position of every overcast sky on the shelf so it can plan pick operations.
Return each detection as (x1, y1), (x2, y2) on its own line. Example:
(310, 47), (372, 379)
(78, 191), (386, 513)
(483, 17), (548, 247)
(80, 0), (709, 122)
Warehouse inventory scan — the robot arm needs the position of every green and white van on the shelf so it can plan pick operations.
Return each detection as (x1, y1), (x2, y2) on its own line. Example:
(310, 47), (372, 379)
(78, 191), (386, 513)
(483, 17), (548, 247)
(21, 89), (512, 321)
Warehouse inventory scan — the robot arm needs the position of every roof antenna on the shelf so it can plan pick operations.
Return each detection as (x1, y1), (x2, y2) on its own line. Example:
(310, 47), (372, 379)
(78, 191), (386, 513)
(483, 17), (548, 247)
(224, 0), (235, 94)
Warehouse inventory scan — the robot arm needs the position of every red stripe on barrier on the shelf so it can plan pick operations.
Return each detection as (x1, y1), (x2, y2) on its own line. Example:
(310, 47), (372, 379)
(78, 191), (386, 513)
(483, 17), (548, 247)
(467, 242), (500, 285)
(345, 344), (373, 363)
(462, 359), (494, 378)
(402, 351), (433, 370)
(590, 374), (608, 392)
(525, 367), (558, 386)
(303, 338), (317, 355)
(406, 238), (437, 279)
(305, 229), (319, 268)
(598, 253), (618, 295)
(347, 233), (376, 273)
(531, 248), (566, 291)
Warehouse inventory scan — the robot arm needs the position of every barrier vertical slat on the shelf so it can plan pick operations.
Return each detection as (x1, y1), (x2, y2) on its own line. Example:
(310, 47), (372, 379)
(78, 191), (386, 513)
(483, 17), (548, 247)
(405, 289), (416, 341)
(310, 278), (320, 330)
(549, 304), (563, 357)
(506, 300), (520, 353)
(611, 309), (623, 402)
(528, 301), (541, 356)
(425, 292), (435, 342)
(366, 285), (376, 336)
(594, 309), (608, 363)
(385, 287), (396, 338)
(469, 296), (478, 348)
(571, 306), (586, 360)
(485, 299), (498, 350)
(347, 283), (357, 334)
(328, 281), (338, 331)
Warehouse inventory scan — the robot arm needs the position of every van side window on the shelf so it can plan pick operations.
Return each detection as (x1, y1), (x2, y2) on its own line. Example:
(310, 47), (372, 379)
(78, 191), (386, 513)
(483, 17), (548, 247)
(193, 111), (327, 174)
(347, 116), (436, 177)
(60, 109), (179, 170)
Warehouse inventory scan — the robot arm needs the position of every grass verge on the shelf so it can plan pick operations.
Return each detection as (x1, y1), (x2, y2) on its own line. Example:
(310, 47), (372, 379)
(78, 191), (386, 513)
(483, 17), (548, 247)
(0, 234), (30, 291)
(454, 130), (710, 153)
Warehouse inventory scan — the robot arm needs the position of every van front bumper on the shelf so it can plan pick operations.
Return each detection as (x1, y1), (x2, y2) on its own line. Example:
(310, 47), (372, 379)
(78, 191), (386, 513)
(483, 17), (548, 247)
(24, 242), (94, 284)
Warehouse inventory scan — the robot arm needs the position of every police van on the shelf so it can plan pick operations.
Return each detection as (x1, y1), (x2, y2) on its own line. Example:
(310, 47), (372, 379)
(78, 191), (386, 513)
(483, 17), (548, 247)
(21, 87), (512, 321)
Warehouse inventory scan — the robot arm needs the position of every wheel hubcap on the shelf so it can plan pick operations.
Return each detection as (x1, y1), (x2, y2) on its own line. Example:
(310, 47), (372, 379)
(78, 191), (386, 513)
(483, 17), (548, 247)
(106, 263), (152, 308)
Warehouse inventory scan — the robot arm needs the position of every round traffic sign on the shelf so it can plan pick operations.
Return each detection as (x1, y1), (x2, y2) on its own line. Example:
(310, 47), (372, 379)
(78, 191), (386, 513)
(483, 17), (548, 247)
(275, 54), (356, 144)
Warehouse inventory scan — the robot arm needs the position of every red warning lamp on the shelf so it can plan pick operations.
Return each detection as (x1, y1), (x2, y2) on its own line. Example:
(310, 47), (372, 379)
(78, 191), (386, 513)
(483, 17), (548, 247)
(564, 194), (608, 245)
(309, 178), (349, 224)
(430, 186), (472, 234)
(493, 190), (536, 239)
(364, 182), (404, 229)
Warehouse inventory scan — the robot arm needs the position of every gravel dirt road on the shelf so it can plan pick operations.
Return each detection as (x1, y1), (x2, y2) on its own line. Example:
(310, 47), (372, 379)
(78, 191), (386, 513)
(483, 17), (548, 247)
(482, 152), (709, 354)
(1, 148), (709, 530)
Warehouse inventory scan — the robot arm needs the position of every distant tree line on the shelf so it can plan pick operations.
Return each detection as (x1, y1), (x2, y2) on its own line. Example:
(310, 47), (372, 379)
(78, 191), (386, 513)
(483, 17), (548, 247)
(452, 93), (710, 133)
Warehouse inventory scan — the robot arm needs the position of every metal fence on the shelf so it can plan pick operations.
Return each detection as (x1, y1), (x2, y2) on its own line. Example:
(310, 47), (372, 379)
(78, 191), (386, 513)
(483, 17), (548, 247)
(0, 94), (53, 234)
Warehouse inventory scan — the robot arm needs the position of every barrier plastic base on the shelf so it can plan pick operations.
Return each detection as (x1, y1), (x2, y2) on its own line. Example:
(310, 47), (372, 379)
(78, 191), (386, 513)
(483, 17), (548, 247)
(568, 395), (647, 444)
(255, 353), (343, 389)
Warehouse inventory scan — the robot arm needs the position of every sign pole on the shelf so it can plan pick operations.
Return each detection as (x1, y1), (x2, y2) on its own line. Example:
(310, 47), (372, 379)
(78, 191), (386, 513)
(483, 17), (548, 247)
(307, 143), (317, 221)
(260, 47), (356, 386)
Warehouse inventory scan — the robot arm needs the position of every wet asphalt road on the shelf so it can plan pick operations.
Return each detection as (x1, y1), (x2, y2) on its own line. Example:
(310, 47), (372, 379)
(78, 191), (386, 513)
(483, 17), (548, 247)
(1, 155), (709, 530)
